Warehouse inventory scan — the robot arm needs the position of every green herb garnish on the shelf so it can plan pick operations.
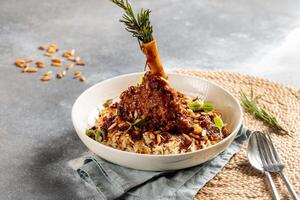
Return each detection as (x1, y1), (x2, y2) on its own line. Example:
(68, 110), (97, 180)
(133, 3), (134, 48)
(240, 88), (287, 134)
(125, 118), (146, 132)
(201, 102), (214, 112)
(103, 99), (113, 108)
(189, 101), (202, 111)
(213, 115), (223, 131)
(189, 101), (214, 112)
(111, 0), (153, 43)
(97, 130), (107, 140)
(133, 118), (146, 127)
(125, 122), (133, 132)
(85, 129), (95, 137)
(85, 129), (107, 139)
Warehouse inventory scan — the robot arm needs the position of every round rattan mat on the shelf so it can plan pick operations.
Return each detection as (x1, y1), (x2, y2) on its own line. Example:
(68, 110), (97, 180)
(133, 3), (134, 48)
(175, 69), (300, 200)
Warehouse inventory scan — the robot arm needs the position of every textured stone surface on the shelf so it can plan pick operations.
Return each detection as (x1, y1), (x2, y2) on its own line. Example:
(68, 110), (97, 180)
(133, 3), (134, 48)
(0, 0), (299, 199)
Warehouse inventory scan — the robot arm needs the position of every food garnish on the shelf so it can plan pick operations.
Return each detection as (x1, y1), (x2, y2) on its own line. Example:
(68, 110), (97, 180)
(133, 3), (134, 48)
(213, 115), (223, 131)
(240, 88), (287, 134)
(112, 0), (167, 79)
(85, 129), (106, 139)
(189, 101), (214, 112)
(133, 118), (146, 127)
(103, 99), (113, 108)
(189, 101), (202, 111)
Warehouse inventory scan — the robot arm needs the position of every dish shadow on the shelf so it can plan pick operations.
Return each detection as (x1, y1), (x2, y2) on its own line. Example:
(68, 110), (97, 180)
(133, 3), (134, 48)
(22, 129), (98, 200)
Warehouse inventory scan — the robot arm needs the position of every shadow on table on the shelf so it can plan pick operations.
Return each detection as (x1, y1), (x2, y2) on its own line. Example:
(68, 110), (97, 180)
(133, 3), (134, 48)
(24, 129), (98, 200)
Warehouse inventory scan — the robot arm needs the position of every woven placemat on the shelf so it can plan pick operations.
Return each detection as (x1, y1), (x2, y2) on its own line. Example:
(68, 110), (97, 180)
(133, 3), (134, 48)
(175, 69), (300, 200)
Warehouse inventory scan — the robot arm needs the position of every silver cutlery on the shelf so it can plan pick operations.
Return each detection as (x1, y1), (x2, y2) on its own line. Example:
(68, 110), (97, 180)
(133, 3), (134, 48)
(256, 131), (299, 200)
(248, 132), (281, 200)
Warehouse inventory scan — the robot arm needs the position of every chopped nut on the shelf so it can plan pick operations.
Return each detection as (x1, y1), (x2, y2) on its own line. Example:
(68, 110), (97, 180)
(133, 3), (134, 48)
(51, 62), (63, 67)
(41, 71), (52, 81)
(15, 60), (26, 68)
(62, 50), (75, 58)
(51, 57), (61, 63)
(35, 61), (46, 68)
(47, 47), (56, 54)
(62, 52), (69, 58)
(51, 57), (63, 67)
(189, 133), (200, 139)
(66, 63), (74, 71)
(73, 70), (81, 78)
(156, 134), (161, 145)
(23, 66), (38, 73)
(47, 44), (59, 53)
(193, 124), (202, 134)
(56, 70), (66, 79)
(38, 45), (46, 50)
(76, 60), (85, 66)
(41, 75), (51, 81)
(48, 44), (58, 53)
(79, 75), (86, 82)
(44, 52), (53, 57)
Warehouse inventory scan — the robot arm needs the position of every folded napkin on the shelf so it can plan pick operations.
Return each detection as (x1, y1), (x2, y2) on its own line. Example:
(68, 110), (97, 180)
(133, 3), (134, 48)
(77, 127), (249, 200)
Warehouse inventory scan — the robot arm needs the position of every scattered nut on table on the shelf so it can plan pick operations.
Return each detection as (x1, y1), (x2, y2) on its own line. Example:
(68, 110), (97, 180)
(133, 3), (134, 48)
(38, 45), (46, 50)
(41, 71), (53, 81)
(15, 60), (26, 68)
(51, 57), (63, 67)
(76, 60), (85, 66)
(23, 66), (38, 73)
(66, 63), (74, 71)
(35, 61), (46, 68)
(41, 75), (51, 81)
(47, 44), (59, 53)
(73, 70), (81, 78)
(56, 70), (66, 79)
(15, 43), (87, 83)
(79, 75), (86, 81)
(62, 50), (75, 58)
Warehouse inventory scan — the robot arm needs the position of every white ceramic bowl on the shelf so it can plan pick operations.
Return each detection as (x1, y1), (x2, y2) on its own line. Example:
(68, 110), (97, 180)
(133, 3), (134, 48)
(72, 72), (243, 171)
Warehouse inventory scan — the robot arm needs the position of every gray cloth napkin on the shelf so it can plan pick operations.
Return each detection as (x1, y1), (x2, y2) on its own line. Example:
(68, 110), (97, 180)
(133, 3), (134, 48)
(77, 126), (249, 200)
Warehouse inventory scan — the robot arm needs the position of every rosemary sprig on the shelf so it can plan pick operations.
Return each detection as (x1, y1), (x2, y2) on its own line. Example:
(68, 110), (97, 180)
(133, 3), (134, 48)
(240, 88), (287, 134)
(111, 0), (153, 43)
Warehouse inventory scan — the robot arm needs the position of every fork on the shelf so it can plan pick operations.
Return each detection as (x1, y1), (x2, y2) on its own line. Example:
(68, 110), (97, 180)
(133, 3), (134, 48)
(256, 131), (300, 200)
(255, 132), (281, 200)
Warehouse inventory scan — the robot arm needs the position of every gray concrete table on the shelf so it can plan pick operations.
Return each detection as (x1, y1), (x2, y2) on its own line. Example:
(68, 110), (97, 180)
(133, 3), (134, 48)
(0, 0), (299, 199)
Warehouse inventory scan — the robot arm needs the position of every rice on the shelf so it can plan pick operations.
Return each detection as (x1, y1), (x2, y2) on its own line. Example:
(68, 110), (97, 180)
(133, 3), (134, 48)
(86, 96), (231, 155)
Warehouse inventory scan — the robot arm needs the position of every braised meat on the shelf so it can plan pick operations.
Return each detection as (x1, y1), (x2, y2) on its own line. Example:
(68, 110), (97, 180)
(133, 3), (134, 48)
(117, 72), (194, 133)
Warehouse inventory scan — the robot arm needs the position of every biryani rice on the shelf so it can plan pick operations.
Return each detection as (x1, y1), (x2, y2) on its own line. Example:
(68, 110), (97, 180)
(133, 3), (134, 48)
(87, 95), (231, 155)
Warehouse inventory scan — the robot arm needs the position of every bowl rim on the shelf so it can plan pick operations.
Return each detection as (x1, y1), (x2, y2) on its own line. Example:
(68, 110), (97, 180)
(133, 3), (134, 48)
(72, 72), (243, 158)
